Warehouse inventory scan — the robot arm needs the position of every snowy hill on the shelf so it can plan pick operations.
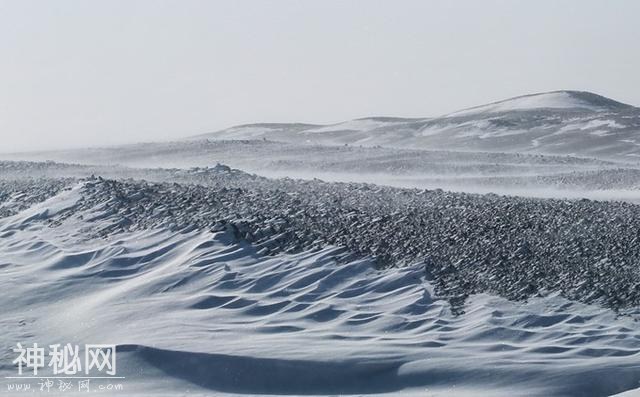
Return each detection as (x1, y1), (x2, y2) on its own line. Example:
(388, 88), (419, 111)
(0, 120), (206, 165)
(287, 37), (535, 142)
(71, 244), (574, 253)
(193, 91), (640, 161)
(4, 90), (640, 202)
(445, 91), (632, 116)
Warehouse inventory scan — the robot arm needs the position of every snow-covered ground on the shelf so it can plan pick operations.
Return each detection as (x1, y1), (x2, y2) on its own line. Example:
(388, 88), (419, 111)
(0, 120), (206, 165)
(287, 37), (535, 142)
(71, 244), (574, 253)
(5, 139), (640, 202)
(3, 90), (640, 396)
(4, 90), (640, 203)
(1, 186), (640, 396)
(180, 91), (640, 161)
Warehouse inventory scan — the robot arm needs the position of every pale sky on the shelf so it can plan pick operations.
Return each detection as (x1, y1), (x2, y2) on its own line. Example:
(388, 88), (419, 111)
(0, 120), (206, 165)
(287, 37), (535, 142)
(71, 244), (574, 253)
(1, 0), (639, 152)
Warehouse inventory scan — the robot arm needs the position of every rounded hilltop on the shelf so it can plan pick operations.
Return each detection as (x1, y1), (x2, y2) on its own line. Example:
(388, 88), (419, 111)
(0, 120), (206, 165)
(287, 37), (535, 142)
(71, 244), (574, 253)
(446, 90), (635, 117)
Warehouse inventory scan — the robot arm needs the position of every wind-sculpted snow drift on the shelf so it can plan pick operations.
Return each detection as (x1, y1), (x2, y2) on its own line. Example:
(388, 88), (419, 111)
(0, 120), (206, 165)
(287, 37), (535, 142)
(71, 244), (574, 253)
(1, 180), (640, 396)
(41, 174), (640, 312)
(3, 88), (640, 397)
(4, 162), (640, 312)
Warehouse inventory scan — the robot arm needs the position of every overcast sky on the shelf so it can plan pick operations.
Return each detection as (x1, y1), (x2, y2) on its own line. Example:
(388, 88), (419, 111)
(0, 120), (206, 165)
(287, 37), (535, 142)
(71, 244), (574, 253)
(1, 0), (639, 152)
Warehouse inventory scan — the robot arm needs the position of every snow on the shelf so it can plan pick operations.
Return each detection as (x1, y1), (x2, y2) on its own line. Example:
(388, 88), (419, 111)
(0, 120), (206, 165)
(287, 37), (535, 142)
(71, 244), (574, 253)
(446, 91), (603, 117)
(146, 90), (640, 163)
(580, 119), (625, 130)
(218, 126), (277, 139)
(2, 89), (640, 396)
(305, 119), (390, 133)
(17, 91), (631, 163)
(2, 191), (640, 396)
(8, 140), (640, 204)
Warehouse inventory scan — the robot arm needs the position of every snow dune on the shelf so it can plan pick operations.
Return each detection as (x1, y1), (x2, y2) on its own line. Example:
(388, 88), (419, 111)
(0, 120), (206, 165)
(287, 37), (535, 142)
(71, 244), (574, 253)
(1, 185), (640, 396)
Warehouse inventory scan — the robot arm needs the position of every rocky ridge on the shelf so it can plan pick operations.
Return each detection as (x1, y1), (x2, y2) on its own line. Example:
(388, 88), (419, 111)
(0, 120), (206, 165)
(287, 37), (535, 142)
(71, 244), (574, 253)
(2, 161), (638, 314)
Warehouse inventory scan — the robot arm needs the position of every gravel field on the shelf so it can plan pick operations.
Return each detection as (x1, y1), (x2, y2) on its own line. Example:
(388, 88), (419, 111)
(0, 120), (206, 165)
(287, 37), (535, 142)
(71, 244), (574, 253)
(3, 160), (640, 315)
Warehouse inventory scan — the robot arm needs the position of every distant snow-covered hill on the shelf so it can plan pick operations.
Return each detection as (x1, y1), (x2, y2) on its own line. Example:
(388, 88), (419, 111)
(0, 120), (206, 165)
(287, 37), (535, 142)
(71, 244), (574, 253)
(4, 90), (640, 200)
(193, 91), (640, 161)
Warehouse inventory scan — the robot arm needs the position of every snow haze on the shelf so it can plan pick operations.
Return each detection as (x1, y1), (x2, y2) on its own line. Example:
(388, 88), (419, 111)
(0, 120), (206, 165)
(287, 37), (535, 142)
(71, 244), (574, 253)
(1, 0), (640, 152)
